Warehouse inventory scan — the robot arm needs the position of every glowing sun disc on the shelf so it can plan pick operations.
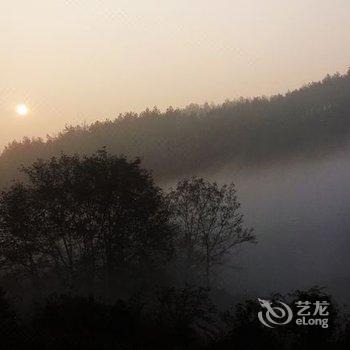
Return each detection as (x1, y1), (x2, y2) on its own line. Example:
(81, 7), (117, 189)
(16, 104), (29, 116)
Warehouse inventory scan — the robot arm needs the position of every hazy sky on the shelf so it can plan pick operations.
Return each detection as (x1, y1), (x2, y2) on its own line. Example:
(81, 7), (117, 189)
(1, 0), (350, 150)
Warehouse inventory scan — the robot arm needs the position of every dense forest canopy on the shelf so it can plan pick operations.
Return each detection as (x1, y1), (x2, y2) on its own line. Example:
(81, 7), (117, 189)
(1, 70), (350, 184)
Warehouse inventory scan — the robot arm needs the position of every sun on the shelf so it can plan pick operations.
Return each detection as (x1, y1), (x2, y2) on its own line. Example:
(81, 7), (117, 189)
(16, 104), (29, 116)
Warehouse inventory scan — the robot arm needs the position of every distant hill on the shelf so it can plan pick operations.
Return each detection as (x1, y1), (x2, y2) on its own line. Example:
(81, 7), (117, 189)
(1, 70), (350, 185)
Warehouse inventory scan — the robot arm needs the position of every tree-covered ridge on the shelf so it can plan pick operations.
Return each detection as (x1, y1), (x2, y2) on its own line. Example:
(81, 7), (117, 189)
(1, 70), (350, 184)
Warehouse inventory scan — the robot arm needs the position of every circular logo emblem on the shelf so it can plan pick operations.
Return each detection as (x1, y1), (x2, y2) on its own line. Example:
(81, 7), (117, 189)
(258, 298), (293, 328)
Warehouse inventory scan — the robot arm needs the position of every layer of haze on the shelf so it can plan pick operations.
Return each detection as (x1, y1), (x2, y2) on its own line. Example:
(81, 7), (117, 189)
(1, 0), (350, 149)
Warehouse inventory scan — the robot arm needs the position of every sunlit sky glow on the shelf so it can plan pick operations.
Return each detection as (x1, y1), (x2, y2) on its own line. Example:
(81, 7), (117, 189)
(1, 0), (350, 150)
(15, 104), (29, 117)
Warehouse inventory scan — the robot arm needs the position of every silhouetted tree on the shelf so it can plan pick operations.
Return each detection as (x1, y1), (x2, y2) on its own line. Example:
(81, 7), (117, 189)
(0, 150), (173, 297)
(167, 177), (255, 287)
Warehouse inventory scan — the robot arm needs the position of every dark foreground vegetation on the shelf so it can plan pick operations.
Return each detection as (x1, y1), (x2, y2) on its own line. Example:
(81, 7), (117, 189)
(0, 151), (349, 349)
(1, 284), (350, 349)
(1, 70), (350, 184)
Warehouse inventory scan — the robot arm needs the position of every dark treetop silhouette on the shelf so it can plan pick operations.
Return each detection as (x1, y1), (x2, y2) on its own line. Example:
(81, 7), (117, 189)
(0, 150), (173, 297)
(0, 150), (253, 297)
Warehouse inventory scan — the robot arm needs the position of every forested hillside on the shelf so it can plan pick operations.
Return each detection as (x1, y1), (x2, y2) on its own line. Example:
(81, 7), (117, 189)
(1, 70), (350, 184)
